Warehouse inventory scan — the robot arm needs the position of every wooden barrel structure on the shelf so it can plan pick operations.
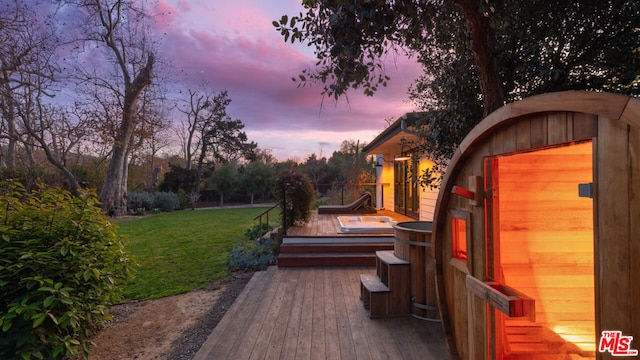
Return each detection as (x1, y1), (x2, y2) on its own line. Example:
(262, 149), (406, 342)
(393, 221), (439, 320)
(432, 91), (640, 359)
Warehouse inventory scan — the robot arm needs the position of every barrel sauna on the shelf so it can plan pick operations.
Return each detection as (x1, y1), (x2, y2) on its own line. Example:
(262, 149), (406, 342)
(431, 91), (640, 360)
(393, 221), (438, 320)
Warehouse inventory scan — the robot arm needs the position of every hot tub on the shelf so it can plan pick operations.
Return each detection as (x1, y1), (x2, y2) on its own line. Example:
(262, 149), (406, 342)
(336, 216), (396, 233)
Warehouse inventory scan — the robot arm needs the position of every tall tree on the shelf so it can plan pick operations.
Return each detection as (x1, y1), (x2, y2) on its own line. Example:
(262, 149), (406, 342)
(240, 158), (276, 205)
(300, 153), (328, 192)
(182, 90), (257, 193)
(176, 88), (213, 170)
(0, 0), (87, 190)
(74, 0), (157, 215)
(20, 105), (89, 192)
(276, 0), (640, 163)
(0, 0), (30, 170)
(207, 162), (238, 207)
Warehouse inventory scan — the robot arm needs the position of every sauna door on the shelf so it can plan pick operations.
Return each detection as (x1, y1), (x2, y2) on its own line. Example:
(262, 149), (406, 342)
(484, 142), (596, 359)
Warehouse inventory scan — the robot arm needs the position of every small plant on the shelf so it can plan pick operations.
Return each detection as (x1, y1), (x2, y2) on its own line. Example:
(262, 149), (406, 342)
(127, 191), (154, 211)
(187, 191), (201, 210)
(314, 197), (330, 209)
(134, 207), (146, 216)
(0, 182), (137, 359)
(151, 208), (161, 215)
(153, 191), (181, 212)
(245, 223), (275, 241)
(227, 238), (278, 271)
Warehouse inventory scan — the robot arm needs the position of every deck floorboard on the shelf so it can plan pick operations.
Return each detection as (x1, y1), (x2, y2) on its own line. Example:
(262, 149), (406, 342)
(195, 267), (448, 360)
(285, 210), (414, 238)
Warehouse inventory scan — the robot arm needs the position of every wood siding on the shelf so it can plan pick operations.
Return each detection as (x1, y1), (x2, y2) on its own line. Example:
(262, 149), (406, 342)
(419, 158), (439, 221)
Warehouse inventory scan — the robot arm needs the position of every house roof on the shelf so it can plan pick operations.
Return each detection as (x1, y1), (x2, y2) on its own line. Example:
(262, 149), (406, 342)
(362, 112), (429, 156)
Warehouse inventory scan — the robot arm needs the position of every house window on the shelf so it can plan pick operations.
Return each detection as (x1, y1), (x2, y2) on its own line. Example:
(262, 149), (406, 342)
(394, 157), (419, 219)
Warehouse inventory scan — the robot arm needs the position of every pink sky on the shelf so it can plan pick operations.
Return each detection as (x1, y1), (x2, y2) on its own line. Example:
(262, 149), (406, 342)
(157, 0), (422, 161)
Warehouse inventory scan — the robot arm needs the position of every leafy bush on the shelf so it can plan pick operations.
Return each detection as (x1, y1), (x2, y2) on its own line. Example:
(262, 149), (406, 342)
(227, 238), (277, 271)
(273, 170), (315, 229)
(176, 189), (188, 210)
(0, 182), (137, 359)
(153, 192), (181, 212)
(314, 197), (330, 209)
(127, 191), (154, 211)
(244, 223), (275, 241)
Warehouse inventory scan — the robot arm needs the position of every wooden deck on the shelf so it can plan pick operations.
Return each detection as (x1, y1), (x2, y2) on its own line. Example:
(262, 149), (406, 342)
(286, 210), (415, 238)
(194, 266), (449, 360)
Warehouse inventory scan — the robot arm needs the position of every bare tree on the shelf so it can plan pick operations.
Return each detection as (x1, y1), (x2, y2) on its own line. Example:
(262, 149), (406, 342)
(129, 88), (171, 192)
(0, 0), (58, 169)
(72, 0), (157, 215)
(21, 104), (91, 191)
(0, 0), (32, 169)
(175, 89), (258, 193)
(0, 0), (88, 190)
(176, 88), (214, 170)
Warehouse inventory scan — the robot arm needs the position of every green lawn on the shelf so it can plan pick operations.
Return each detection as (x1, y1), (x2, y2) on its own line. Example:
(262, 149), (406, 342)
(117, 206), (273, 301)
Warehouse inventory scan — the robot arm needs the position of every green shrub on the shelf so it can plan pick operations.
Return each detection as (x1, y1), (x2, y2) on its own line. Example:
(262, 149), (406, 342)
(127, 191), (154, 211)
(176, 188), (188, 210)
(244, 223), (275, 241)
(153, 192), (180, 212)
(273, 170), (315, 229)
(314, 197), (330, 209)
(0, 182), (137, 359)
(227, 238), (277, 271)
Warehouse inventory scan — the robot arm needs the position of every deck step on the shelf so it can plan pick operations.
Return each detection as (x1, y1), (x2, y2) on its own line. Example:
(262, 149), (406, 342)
(360, 273), (390, 293)
(278, 242), (393, 267)
(360, 274), (390, 316)
(278, 252), (377, 267)
(279, 243), (393, 254)
(376, 250), (410, 265)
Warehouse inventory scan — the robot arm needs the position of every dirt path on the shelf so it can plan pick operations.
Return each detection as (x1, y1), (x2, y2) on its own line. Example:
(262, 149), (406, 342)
(88, 272), (253, 360)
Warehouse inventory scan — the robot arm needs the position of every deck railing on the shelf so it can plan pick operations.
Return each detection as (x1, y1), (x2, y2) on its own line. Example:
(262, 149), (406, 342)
(252, 204), (279, 241)
(316, 182), (390, 207)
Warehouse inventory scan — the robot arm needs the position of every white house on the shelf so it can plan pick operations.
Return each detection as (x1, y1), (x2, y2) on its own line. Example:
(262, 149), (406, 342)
(362, 112), (439, 221)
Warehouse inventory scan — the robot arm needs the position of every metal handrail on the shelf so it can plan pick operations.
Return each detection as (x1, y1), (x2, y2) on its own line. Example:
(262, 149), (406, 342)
(253, 204), (279, 241)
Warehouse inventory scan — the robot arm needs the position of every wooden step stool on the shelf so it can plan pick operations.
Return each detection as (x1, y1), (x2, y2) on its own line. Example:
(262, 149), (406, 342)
(360, 250), (410, 317)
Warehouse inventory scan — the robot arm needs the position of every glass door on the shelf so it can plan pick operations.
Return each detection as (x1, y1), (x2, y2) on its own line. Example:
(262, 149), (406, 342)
(485, 142), (595, 359)
(394, 157), (419, 219)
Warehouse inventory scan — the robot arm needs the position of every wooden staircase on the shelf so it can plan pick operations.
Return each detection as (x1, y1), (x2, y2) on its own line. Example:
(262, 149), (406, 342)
(278, 242), (394, 267)
(360, 250), (410, 317)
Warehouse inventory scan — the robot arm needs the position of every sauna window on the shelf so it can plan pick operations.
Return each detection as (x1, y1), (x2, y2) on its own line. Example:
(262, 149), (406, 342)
(452, 218), (467, 261)
(449, 209), (471, 273)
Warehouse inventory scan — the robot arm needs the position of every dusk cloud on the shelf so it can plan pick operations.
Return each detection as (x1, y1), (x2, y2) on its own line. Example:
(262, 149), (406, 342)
(156, 0), (422, 160)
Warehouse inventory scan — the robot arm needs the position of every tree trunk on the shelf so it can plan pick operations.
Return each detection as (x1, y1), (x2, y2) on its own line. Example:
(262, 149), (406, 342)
(194, 134), (210, 194)
(99, 54), (153, 215)
(219, 193), (224, 207)
(100, 142), (128, 215)
(455, 0), (506, 116)
(1, 73), (17, 169)
(151, 165), (161, 193)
